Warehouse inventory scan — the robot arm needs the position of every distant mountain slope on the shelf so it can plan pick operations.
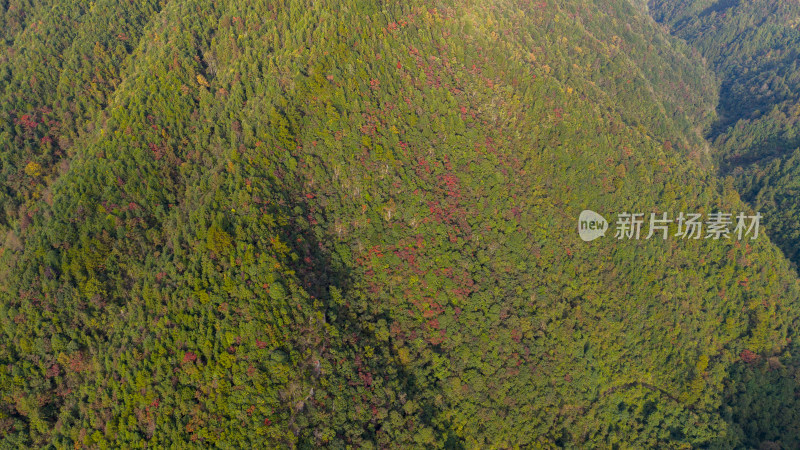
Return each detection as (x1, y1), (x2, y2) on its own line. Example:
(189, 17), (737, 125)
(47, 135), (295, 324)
(650, 0), (800, 446)
(650, 0), (800, 267)
(2, 0), (799, 447)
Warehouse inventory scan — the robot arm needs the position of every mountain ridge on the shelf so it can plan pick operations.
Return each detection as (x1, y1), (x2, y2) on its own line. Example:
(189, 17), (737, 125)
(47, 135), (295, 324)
(1, 0), (799, 447)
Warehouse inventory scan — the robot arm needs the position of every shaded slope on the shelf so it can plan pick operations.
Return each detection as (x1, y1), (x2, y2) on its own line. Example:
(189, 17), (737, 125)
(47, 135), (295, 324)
(650, 0), (800, 446)
(650, 0), (800, 267)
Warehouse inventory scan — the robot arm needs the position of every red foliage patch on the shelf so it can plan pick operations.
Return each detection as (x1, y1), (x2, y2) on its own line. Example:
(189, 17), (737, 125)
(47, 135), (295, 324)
(740, 349), (760, 364)
(46, 364), (60, 379)
(15, 114), (38, 130)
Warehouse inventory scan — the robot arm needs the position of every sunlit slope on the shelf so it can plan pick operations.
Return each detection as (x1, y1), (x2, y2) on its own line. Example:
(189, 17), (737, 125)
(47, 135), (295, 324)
(1, 0), (798, 447)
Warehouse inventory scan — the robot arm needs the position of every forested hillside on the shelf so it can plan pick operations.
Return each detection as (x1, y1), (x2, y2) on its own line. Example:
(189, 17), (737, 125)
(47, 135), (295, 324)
(648, 1), (800, 446)
(1, 0), (799, 447)
(650, 0), (800, 267)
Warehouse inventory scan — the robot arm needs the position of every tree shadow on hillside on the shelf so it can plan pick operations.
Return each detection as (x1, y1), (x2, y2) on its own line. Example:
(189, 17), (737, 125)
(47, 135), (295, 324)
(712, 355), (800, 448)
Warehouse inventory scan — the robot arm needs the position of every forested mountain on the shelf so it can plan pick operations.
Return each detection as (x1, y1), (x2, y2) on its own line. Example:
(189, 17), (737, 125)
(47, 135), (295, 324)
(646, 1), (800, 446)
(1, 0), (799, 447)
(650, 0), (800, 267)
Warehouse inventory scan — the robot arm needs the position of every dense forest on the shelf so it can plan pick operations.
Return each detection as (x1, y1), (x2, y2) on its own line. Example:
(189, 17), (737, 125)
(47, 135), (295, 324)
(650, 0), (800, 267)
(646, 0), (800, 446)
(1, 0), (800, 447)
